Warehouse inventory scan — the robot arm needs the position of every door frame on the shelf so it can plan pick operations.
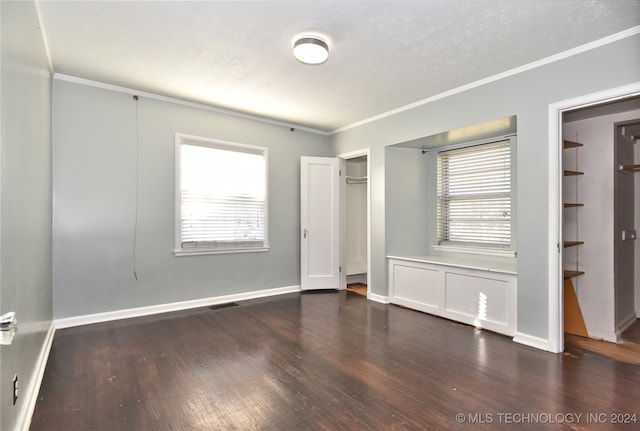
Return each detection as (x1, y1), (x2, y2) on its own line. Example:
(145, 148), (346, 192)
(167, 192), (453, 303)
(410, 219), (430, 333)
(547, 82), (640, 353)
(337, 148), (371, 297)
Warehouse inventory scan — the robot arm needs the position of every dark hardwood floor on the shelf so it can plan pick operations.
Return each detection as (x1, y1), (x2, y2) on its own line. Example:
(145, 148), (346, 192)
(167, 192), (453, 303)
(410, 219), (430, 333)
(346, 283), (367, 297)
(31, 292), (639, 430)
(564, 321), (640, 366)
(621, 319), (640, 344)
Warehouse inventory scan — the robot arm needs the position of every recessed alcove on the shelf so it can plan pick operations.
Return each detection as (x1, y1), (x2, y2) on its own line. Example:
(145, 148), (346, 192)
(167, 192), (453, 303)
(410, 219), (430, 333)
(385, 115), (518, 336)
(386, 115), (517, 258)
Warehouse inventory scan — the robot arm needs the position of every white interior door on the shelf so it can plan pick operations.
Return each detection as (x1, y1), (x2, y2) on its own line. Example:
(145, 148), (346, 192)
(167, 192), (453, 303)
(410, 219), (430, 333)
(301, 156), (341, 290)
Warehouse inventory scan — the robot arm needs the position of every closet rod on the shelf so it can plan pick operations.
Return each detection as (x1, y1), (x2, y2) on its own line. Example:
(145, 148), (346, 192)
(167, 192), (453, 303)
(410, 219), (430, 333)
(346, 175), (367, 184)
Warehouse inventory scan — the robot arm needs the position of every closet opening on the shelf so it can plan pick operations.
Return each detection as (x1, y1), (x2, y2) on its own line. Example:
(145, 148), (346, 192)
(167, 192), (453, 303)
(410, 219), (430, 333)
(560, 95), (640, 351)
(339, 151), (370, 298)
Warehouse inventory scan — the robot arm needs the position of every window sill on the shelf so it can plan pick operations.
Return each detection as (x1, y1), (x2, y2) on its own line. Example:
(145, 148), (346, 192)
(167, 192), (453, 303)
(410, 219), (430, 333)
(431, 245), (516, 259)
(174, 246), (270, 257)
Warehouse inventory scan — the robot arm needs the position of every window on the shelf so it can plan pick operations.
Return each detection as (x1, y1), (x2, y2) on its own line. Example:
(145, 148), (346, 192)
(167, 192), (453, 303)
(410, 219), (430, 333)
(175, 134), (268, 255)
(436, 139), (512, 251)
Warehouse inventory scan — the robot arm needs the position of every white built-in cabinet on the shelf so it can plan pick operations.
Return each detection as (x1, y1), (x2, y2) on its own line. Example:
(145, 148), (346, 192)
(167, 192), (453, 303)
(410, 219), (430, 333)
(388, 255), (517, 336)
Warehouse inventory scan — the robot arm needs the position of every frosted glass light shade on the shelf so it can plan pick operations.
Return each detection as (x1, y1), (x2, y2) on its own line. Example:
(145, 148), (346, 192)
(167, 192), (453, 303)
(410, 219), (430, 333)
(293, 37), (329, 65)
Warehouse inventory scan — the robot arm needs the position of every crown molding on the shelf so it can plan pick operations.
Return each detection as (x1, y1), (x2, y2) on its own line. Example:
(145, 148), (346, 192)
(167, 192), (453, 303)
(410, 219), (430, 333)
(331, 26), (640, 135)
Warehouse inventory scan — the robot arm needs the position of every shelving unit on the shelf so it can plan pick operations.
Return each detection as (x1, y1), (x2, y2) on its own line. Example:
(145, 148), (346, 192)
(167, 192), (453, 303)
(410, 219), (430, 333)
(563, 139), (585, 279)
(563, 139), (588, 337)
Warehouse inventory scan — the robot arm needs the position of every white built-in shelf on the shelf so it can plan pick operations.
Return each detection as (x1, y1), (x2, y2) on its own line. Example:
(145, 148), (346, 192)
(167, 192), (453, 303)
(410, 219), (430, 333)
(386, 255), (516, 275)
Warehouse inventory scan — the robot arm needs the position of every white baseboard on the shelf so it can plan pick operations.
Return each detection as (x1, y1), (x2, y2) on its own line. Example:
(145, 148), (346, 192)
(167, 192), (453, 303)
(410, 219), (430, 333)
(588, 329), (618, 343)
(367, 292), (390, 304)
(513, 332), (550, 352)
(17, 322), (56, 431)
(55, 285), (301, 329)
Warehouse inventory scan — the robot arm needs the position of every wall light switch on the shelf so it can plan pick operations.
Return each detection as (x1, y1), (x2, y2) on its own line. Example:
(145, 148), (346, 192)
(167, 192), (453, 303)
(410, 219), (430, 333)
(621, 230), (637, 241)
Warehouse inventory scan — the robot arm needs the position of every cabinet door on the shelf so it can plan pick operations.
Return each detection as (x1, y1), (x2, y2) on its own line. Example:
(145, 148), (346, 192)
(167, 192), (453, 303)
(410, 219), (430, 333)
(390, 261), (439, 311)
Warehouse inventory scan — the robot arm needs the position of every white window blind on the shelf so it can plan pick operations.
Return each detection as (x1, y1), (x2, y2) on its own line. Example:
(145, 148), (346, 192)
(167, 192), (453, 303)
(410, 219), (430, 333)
(437, 139), (511, 249)
(178, 139), (267, 251)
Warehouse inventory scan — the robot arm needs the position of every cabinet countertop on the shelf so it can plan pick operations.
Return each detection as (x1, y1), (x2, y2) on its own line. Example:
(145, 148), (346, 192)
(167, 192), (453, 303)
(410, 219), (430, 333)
(387, 254), (517, 275)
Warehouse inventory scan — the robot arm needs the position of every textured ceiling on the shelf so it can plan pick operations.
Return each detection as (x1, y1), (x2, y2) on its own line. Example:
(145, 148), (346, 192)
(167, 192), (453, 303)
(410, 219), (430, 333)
(37, 1), (640, 133)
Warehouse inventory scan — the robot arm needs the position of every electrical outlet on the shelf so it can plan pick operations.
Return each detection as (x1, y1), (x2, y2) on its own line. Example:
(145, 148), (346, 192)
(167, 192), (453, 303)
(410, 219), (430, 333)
(12, 374), (18, 405)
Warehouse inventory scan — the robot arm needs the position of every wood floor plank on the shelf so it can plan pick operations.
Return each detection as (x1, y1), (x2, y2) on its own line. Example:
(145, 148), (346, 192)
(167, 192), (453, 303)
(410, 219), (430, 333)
(621, 319), (640, 344)
(565, 333), (640, 365)
(31, 292), (639, 430)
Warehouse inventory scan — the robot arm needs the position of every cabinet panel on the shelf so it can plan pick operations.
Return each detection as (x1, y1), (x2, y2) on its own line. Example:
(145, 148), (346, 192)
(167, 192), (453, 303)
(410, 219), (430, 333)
(443, 272), (510, 325)
(392, 263), (439, 307)
(388, 257), (517, 336)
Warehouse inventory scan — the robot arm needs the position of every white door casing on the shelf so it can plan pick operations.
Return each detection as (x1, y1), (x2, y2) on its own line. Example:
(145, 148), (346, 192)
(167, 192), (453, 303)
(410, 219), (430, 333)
(338, 148), (370, 292)
(547, 82), (640, 353)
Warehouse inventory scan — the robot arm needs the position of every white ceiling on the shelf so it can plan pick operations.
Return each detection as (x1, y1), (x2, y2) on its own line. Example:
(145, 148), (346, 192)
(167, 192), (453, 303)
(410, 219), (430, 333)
(37, 0), (640, 133)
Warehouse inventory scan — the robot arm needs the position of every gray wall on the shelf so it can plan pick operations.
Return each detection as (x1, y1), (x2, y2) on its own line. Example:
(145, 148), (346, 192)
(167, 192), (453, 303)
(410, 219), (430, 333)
(53, 80), (331, 319)
(331, 33), (640, 341)
(0, 1), (53, 430)
(385, 146), (430, 256)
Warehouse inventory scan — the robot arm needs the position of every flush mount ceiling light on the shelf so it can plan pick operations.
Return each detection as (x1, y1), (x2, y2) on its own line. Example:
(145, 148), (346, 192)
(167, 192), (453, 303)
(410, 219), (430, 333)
(293, 36), (329, 65)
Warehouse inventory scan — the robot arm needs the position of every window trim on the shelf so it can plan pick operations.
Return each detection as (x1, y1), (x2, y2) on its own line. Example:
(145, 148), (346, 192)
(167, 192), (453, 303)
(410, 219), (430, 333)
(174, 133), (269, 256)
(431, 134), (517, 258)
